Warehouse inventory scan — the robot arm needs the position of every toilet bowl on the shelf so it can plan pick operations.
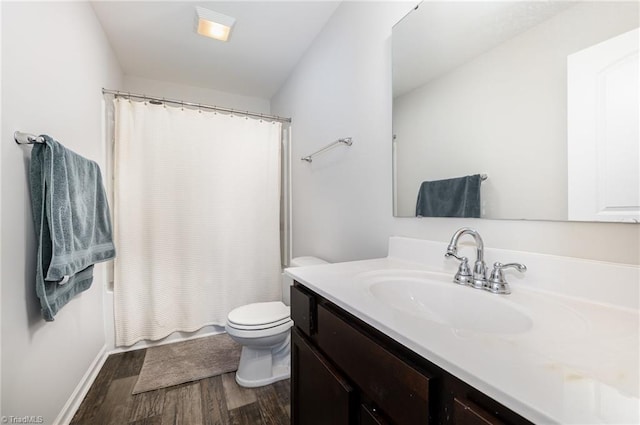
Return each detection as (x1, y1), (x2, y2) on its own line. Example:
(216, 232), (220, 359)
(225, 256), (327, 388)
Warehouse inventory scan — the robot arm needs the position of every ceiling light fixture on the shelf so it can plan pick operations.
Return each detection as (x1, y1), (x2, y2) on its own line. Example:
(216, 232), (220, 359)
(195, 6), (236, 42)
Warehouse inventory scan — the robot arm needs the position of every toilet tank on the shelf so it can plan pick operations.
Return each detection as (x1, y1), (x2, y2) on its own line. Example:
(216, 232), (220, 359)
(282, 256), (328, 305)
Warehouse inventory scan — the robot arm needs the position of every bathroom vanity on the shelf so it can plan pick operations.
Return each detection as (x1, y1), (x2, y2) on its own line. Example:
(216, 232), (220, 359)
(291, 282), (531, 424)
(285, 237), (639, 424)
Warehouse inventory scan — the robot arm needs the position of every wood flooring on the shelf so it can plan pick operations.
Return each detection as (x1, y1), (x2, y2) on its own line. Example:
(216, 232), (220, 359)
(70, 347), (291, 425)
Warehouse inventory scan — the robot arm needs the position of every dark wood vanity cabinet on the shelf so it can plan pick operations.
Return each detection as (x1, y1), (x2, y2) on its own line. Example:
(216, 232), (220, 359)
(290, 283), (533, 425)
(291, 329), (353, 425)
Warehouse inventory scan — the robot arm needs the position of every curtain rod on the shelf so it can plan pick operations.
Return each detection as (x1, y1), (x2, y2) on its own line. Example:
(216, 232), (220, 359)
(102, 88), (292, 124)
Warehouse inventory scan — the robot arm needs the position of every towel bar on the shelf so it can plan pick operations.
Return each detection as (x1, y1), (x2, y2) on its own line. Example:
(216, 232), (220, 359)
(301, 137), (353, 163)
(14, 131), (45, 145)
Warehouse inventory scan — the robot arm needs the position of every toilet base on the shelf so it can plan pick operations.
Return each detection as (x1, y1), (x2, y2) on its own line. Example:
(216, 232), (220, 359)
(235, 364), (290, 388)
(233, 333), (291, 388)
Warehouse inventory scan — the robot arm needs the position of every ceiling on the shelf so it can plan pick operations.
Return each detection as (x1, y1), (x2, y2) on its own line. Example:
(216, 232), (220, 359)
(91, 1), (341, 99)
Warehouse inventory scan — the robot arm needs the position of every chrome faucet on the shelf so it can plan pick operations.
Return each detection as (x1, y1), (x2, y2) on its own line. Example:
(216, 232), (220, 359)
(445, 227), (487, 289)
(445, 227), (527, 294)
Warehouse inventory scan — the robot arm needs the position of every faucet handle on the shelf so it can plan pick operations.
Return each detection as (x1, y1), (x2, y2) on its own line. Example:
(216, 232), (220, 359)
(446, 254), (473, 286)
(485, 262), (527, 294)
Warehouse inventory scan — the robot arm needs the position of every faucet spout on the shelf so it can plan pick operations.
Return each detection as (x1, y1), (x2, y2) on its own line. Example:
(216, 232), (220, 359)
(446, 227), (487, 289)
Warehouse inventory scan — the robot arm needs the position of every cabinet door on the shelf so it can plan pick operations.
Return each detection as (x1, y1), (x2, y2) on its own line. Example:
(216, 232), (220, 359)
(453, 397), (505, 425)
(292, 329), (354, 425)
(360, 404), (388, 425)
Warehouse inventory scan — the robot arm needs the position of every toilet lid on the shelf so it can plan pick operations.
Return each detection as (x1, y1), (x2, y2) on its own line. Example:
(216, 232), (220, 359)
(227, 301), (290, 327)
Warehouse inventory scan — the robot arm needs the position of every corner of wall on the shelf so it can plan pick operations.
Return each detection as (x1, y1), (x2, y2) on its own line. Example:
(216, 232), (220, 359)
(52, 345), (109, 425)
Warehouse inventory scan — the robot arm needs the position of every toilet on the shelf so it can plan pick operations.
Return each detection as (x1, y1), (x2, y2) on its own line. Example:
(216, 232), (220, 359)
(225, 256), (328, 387)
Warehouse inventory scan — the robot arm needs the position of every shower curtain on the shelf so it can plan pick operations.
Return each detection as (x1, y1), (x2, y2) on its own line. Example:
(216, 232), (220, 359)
(113, 98), (282, 346)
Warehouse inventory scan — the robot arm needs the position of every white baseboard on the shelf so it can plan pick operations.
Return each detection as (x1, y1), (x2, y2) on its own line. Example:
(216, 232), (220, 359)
(53, 345), (109, 425)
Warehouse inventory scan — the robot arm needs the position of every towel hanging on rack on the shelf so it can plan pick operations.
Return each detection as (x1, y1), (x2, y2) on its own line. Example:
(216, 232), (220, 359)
(416, 174), (482, 218)
(29, 135), (116, 320)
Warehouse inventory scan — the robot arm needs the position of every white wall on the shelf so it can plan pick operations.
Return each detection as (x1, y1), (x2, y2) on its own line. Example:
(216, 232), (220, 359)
(394, 2), (638, 219)
(123, 75), (271, 114)
(272, 1), (406, 263)
(271, 1), (640, 266)
(1, 3), (122, 423)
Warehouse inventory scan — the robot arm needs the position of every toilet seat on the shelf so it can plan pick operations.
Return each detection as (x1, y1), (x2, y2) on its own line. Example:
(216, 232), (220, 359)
(226, 318), (293, 339)
(227, 317), (291, 331)
(227, 301), (290, 330)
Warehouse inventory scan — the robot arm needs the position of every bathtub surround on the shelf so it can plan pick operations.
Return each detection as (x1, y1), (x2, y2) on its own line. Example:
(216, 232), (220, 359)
(113, 98), (282, 346)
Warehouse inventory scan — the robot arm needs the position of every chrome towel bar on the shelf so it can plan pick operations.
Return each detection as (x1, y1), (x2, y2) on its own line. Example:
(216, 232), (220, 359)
(301, 137), (353, 163)
(14, 131), (45, 145)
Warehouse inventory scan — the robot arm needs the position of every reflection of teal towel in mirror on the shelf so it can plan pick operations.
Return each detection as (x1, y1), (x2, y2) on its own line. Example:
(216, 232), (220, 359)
(30, 135), (116, 321)
(415, 174), (481, 218)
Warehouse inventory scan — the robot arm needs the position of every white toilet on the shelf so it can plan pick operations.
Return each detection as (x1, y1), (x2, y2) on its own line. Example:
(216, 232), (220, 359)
(225, 256), (328, 387)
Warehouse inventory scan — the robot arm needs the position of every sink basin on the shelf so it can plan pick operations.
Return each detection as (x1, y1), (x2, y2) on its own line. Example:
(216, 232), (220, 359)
(358, 270), (533, 334)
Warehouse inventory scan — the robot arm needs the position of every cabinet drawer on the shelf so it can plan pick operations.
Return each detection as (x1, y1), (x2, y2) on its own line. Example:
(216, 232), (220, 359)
(291, 284), (315, 336)
(446, 376), (533, 425)
(453, 397), (505, 425)
(316, 304), (432, 425)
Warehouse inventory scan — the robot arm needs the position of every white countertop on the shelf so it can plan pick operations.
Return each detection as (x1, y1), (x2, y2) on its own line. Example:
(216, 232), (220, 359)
(285, 237), (640, 424)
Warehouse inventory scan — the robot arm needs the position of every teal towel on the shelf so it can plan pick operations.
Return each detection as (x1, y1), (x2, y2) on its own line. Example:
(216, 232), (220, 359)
(415, 174), (482, 218)
(30, 135), (116, 321)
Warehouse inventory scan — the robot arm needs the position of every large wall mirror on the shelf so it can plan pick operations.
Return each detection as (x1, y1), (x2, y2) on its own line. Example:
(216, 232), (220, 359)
(392, 1), (639, 222)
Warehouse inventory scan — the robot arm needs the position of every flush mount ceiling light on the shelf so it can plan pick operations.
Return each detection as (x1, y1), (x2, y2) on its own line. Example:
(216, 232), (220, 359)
(195, 6), (236, 42)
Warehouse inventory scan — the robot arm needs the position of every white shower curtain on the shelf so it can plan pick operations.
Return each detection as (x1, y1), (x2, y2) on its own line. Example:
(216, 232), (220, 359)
(113, 98), (282, 346)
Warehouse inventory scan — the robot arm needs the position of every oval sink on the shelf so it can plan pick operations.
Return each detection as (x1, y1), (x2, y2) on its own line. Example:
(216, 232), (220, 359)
(359, 270), (533, 334)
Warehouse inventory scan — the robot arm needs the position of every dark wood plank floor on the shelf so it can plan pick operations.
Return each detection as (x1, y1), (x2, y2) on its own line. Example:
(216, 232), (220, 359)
(70, 347), (290, 425)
